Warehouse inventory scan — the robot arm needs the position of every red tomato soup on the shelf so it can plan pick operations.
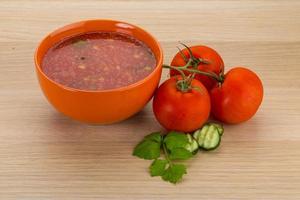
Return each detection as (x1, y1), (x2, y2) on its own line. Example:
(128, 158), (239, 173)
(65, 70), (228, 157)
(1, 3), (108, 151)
(42, 32), (157, 91)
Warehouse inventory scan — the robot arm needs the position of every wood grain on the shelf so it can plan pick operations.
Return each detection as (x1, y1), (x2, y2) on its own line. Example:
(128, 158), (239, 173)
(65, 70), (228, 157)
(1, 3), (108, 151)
(0, 0), (300, 199)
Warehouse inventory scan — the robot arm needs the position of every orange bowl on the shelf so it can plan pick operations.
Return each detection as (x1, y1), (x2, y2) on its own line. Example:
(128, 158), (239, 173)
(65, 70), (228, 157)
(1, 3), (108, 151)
(34, 19), (163, 124)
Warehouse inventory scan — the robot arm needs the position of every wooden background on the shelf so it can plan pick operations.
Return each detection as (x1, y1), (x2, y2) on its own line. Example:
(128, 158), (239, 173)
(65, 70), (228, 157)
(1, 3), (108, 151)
(0, 0), (299, 199)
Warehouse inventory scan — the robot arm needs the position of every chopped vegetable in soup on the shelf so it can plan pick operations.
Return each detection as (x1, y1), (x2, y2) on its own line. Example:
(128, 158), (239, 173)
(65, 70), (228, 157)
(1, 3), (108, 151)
(42, 32), (157, 90)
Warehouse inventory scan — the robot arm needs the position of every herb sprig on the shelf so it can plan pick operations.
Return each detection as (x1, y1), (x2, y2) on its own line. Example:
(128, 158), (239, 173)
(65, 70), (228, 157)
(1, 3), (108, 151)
(133, 123), (224, 184)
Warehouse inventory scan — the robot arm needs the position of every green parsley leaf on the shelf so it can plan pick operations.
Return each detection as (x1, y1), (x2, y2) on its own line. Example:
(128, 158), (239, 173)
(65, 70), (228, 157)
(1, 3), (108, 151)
(133, 140), (161, 160)
(164, 131), (188, 151)
(133, 132), (162, 160)
(169, 148), (193, 160)
(150, 159), (168, 176)
(144, 132), (162, 143)
(161, 164), (187, 184)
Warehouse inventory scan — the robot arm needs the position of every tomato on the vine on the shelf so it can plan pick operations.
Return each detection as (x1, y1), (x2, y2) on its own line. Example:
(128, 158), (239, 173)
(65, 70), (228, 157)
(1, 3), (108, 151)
(170, 45), (224, 90)
(153, 76), (211, 132)
(210, 67), (263, 124)
(161, 44), (263, 126)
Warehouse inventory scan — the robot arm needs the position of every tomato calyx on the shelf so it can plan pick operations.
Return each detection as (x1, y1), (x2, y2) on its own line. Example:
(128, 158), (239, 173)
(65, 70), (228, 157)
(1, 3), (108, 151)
(216, 67), (225, 87)
(175, 74), (196, 92)
(177, 43), (211, 66)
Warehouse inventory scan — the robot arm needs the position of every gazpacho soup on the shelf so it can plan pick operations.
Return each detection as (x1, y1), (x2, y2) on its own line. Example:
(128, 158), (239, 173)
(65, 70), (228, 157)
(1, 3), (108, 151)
(42, 32), (157, 91)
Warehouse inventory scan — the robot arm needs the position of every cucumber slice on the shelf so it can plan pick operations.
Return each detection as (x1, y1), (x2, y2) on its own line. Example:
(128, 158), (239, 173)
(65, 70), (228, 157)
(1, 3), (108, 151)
(193, 125), (208, 147)
(184, 134), (199, 153)
(208, 122), (224, 135)
(193, 124), (221, 150)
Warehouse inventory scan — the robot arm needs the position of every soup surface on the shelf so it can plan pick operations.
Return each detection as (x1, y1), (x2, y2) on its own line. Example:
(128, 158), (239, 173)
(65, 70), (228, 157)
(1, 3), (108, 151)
(42, 32), (156, 90)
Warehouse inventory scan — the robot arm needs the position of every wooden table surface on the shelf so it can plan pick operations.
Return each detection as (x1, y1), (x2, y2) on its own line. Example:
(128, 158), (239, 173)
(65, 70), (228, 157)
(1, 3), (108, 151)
(1, 0), (300, 199)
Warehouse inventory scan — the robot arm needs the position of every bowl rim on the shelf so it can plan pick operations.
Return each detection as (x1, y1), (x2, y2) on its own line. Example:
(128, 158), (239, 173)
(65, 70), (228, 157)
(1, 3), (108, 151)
(34, 19), (163, 93)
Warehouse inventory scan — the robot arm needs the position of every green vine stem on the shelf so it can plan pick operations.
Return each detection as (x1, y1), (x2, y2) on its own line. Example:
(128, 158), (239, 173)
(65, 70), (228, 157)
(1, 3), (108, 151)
(162, 142), (172, 167)
(163, 64), (222, 82)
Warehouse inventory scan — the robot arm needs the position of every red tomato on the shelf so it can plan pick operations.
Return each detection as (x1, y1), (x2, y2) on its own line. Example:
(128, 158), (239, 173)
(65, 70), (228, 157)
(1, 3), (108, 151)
(153, 76), (211, 132)
(170, 45), (224, 90)
(210, 67), (263, 124)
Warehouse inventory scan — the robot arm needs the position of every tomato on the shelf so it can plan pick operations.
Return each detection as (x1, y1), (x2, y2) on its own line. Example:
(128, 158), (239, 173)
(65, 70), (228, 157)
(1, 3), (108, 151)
(153, 76), (211, 132)
(170, 45), (224, 90)
(210, 67), (263, 124)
